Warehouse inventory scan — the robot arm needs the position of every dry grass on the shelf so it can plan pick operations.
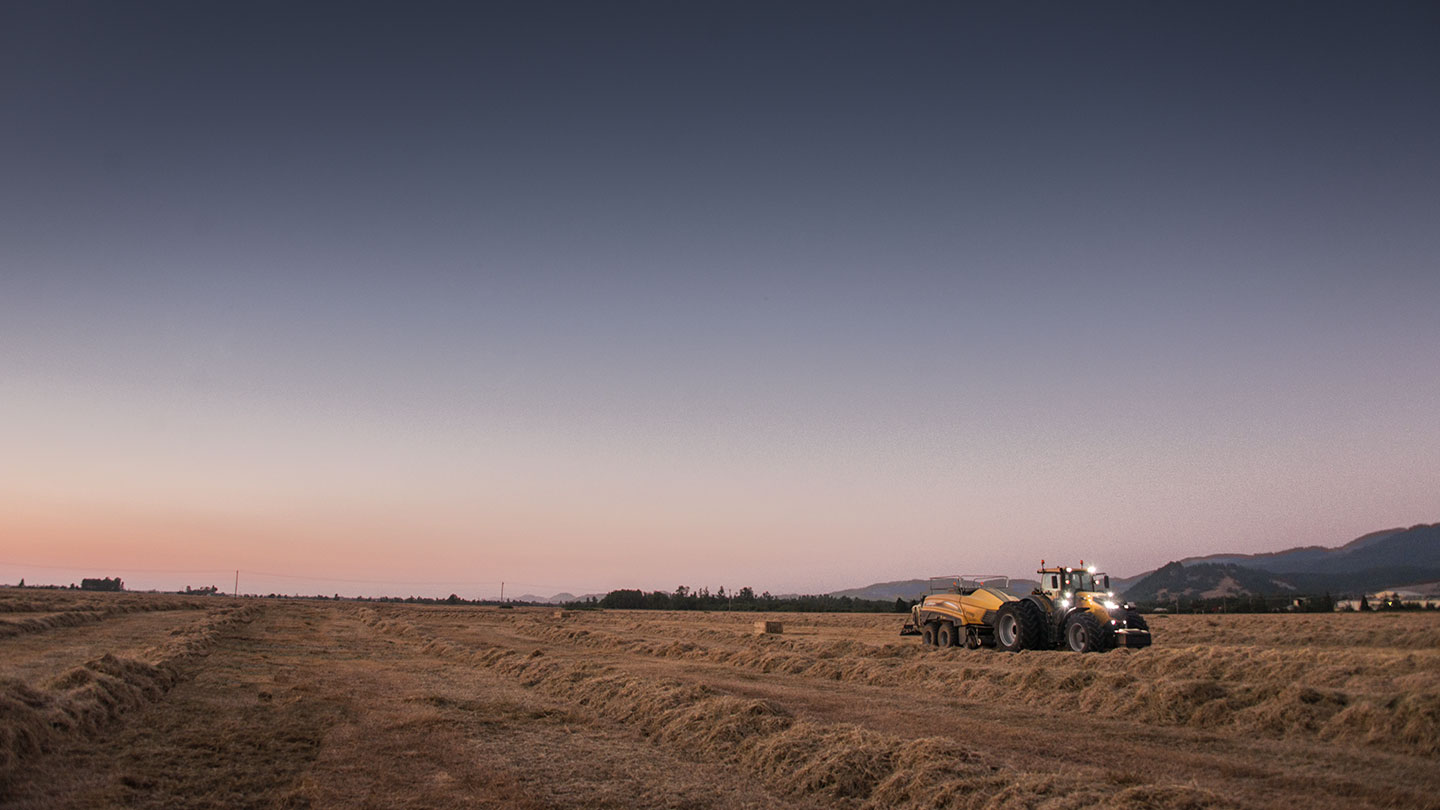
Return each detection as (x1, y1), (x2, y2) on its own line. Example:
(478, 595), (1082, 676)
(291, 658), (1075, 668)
(470, 609), (1440, 756)
(0, 604), (260, 790)
(353, 607), (1245, 810)
(6, 596), (1438, 810)
(0, 599), (209, 640)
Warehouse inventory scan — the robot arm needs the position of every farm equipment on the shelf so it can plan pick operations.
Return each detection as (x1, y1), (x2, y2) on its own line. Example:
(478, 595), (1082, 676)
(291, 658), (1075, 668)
(900, 563), (1151, 652)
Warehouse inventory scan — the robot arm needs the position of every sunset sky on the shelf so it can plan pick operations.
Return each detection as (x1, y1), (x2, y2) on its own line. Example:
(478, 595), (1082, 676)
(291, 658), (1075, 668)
(3, 2), (1437, 598)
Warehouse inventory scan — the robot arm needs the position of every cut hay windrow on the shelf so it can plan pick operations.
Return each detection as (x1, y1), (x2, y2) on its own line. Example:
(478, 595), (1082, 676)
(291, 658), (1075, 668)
(0, 610), (110, 639)
(353, 607), (1237, 810)
(0, 599), (212, 640)
(0, 600), (70, 614)
(1143, 613), (1440, 650)
(497, 608), (1440, 652)
(0, 604), (261, 789)
(489, 615), (1440, 756)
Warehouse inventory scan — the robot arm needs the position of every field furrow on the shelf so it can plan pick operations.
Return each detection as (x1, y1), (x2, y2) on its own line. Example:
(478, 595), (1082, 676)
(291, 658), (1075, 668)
(5, 596), (1437, 810)
(389, 606), (1440, 810)
(414, 610), (1440, 756)
(356, 607), (1276, 810)
(0, 611), (222, 686)
(4, 604), (829, 810)
(0, 604), (262, 793)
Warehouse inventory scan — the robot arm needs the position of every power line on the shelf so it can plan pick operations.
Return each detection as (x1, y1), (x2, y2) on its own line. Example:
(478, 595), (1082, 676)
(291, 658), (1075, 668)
(0, 561), (235, 575)
(0, 560), (600, 592)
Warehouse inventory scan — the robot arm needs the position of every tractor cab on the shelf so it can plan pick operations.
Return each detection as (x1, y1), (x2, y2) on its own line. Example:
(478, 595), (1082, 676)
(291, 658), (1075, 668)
(1036, 561), (1111, 606)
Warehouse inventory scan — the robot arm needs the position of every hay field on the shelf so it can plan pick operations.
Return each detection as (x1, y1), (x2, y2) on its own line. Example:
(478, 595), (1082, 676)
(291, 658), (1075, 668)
(3, 590), (1437, 809)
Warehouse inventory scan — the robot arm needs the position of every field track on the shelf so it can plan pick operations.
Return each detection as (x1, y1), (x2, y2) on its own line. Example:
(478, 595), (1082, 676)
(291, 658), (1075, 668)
(2, 591), (1437, 809)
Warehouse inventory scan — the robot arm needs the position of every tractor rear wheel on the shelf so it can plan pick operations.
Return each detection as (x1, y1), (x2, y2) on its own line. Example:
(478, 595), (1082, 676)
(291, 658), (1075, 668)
(995, 601), (1045, 651)
(937, 623), (956, 648)
(921, 623), (937, 646)
(1065, 612), (1105, 652)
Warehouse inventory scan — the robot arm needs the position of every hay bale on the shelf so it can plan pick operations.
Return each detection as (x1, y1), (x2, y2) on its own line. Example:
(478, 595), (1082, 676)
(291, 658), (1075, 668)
(754, 621), (783, 635)
(551, 610), (571, 619)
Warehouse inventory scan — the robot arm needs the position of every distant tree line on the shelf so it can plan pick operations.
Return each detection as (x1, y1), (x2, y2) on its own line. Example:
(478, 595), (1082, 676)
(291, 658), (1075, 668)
(1137, 592), (1339, 614)
(42, 585), (917, 613)
(577, 585), (908, 613)
(6, 581), (87, 590)
(162, 590), (909, 612)
(243, 593), (506, 604)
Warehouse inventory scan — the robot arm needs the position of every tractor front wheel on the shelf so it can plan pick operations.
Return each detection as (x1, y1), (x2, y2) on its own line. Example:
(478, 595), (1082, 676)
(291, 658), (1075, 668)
(1065, 613), (1105, 653)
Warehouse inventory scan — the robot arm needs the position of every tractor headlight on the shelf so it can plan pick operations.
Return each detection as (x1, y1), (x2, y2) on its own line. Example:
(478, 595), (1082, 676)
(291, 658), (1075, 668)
(1102, 600), (1120, 611)
(1059, 598), (1070, 608)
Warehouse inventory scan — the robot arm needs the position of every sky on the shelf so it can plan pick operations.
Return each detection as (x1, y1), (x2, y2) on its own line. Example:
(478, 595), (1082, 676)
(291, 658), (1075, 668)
(2, 2), (1437, 598)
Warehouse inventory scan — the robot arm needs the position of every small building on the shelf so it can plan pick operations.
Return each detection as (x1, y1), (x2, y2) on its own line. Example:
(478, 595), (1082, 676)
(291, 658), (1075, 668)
(1372, 590), (1440, 609)
(1336, 590), (1440, 610)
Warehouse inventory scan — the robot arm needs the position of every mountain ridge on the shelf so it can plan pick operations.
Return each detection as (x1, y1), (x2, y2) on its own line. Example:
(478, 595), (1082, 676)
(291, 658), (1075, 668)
(1123, 524), (1439, 601)
(827, 524), (1437, 603)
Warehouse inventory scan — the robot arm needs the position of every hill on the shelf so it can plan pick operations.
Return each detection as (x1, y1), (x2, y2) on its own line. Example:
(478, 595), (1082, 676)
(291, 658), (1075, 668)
(829, 577), (1041, 602)
(1123, 524), (1440, 601)
(1174, 526), (1420, 574)
(828, 579), (929, 601)
(516, 592), (604, 604)
(1123, 562), (1299, 601)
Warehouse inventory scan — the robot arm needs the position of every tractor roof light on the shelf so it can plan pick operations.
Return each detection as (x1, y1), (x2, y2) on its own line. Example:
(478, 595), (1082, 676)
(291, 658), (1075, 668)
(1087, 566), (1096, 574)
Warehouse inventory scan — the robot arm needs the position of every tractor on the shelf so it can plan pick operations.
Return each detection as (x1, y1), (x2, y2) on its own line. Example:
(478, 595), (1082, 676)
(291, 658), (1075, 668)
(900, 562), (1151, 652)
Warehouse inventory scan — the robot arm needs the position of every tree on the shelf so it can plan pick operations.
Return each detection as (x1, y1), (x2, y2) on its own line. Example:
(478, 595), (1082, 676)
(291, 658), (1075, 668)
(893, 597), (909, 613)
(600, 589), (646, 610)
(81, 577), (123, 592)
(16, 579), (23, 588)
(1359, 594), (1371, 611)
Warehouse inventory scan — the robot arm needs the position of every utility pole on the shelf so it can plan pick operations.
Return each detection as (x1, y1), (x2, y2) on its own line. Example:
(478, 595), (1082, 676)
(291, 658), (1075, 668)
(234, 570), (239, 599)
(500, 581), (505, 603)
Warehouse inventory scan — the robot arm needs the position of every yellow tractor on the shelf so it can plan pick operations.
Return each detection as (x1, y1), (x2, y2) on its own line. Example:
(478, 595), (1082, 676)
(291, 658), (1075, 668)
(900, 563), (1151, 652)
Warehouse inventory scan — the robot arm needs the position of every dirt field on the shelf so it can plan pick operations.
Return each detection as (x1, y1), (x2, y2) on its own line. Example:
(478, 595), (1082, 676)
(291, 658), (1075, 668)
(3, 590), (1437, 809)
